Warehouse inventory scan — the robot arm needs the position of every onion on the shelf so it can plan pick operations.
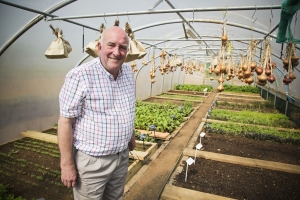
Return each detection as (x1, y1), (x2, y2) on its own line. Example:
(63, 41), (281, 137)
(217, 83), (224, 92)
(210, 76), (214, 80)
(283, 59), (289, 65)
(291, 54), (299, 62)
(220, 64), (226, 72)
(214, 67), (221, 75)
(255, 66), (263, 75)
(238, 73), (244, 79)
(283, 77), (292, 85)
(257, 80), (267, 86)
(245, 76), (254, 84)
(218, 76), (224, 83)
(268, 75), (276, 83)
(221, 34), (228, 42)
(269, 61), (277, 69)
(242, 65), (248, 71)
(288, 72), (296, 80)
(243, 70), (251, 78)
(258, 73), (267, 82)
(265, 68), (272, 76)
(250, 62), (257, 71)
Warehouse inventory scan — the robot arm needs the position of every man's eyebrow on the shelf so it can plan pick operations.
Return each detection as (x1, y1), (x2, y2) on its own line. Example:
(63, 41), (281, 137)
(106, 42), (128, 48)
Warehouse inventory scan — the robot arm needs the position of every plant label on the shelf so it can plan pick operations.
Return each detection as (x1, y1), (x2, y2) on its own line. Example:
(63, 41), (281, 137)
(196, 143), (203, 150)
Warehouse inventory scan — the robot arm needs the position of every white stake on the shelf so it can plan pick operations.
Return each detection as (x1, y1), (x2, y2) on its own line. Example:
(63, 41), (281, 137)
(194, 143), (203, 163)
(185, 157), (195, 182)
(200, 132), (206, 144)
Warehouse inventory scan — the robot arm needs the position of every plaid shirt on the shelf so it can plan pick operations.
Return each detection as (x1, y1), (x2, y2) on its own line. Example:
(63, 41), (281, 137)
(59, 58), (136, 156)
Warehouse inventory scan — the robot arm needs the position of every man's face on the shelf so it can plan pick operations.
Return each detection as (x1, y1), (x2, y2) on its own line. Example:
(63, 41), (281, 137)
(98, 27), (129, 75)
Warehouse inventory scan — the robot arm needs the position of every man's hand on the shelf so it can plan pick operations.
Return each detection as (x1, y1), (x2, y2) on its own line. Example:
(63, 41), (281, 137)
(128, 131), (136, 151)
(61, 163), (77, 188)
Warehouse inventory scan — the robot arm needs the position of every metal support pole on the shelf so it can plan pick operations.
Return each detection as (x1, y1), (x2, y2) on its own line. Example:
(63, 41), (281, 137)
(0, 0), (97, 56)
(137, 38), (264, 41)
(45, 5), (281, 21)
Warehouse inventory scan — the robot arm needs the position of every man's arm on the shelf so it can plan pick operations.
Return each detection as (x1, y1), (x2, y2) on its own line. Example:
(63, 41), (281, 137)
(57, 115), (77, 188)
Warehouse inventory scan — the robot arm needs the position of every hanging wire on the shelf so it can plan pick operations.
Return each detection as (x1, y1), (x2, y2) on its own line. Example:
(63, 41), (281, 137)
(294, 11), (298, 36)
(193, 8), (195, 23)
(223, 6), (228, 19)
(252, 5), (257, 19)
(56, 20), (61, 29)
(82, 27), (84, 53)
(271, 4), (273, 19)
(127, 11), (130, 22)
(280, 43), (284, 59)
(103, 13), (107, 25)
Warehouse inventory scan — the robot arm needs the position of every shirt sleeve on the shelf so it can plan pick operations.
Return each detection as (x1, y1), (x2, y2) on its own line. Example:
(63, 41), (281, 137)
(59, 69), (86, 118)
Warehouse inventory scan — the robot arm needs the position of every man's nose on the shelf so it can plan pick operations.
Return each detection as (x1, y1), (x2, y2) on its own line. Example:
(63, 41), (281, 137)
(112, 47), (121, 57)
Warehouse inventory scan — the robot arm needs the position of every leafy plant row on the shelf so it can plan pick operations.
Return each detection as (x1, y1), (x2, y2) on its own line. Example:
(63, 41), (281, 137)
(223, 84), (260, 94)
(173, 84), (213, 92)
(17, 138), (58, 150)
(216, 101), (277, 113)
(14, 141), (60, 153)
(135, 101), (193, 132)
(159, 93), (203, 101)
(0, 152), (60, 176)
(205, 122), (300, 145)
(0, 183), (26, 200)
(210, 109), (297, 128)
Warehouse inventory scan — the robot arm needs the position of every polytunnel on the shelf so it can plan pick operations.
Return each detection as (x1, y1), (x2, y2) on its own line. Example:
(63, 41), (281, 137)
(0, 0), (300, 199)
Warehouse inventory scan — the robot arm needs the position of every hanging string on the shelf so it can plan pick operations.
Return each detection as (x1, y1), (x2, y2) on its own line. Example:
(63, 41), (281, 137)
(280, 43), (284, 59)
(127, 11), (130, 22)
(252, 5), (257, 19)
(271, 4), (273, 19)
(82, 27), (84, 52)
(223, 6), (228, 19)
(294, 11), (298, 36)
(193, 8), (195, 23)
(56, 20), (61, 29)
(103, 13), (107, 25)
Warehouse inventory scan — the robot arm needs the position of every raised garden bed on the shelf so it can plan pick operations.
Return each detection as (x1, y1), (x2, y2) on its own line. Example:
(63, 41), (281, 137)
(215, 100), (278, 113)
(171, 156), (300, 200)
(0, 137), (144, 199)
(157, 93), (204, 101)
(168, 90), (208, 96)
(143, 97), (201, 107)
(162, 125), (300, 200)
(208, 109), (299, 129)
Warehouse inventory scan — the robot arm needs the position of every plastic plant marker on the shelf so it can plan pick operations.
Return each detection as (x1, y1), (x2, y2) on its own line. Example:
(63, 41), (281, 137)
(200, 132), (206, 144)
(194, 143), (203, 163)
(185, 157), (195, 182)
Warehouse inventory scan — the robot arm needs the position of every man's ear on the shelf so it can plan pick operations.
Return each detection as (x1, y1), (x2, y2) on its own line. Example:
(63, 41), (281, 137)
(97, 42), (101, 52)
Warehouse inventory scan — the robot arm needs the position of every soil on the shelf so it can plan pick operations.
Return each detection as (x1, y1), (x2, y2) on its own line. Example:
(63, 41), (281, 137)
(172, 132), (300, 200)
(217, 97), (265, 104)
(0, 137), (73, 200)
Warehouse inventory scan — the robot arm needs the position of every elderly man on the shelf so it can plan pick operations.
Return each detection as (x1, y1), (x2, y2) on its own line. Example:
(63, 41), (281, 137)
(58, 26), (136, 200)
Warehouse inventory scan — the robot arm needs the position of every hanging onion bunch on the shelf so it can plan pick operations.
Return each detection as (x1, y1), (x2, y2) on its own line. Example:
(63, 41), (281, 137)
(130, 61), (138, 73)
(216, 21), (229, 92)
(282, 41), (298, 85)
(150, 54), (156, 83)
(256, 37), (274, 86)
(158, 49), (166, 75)
(244, 40), (257, 84)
